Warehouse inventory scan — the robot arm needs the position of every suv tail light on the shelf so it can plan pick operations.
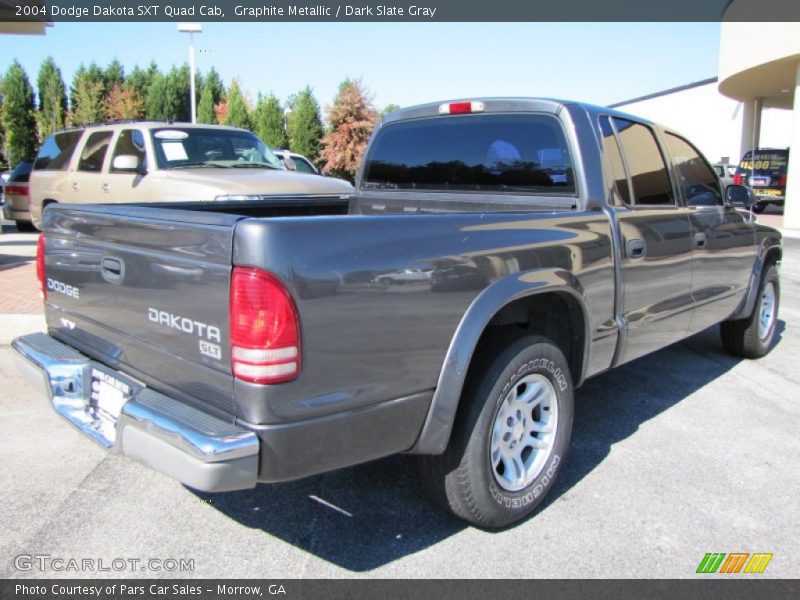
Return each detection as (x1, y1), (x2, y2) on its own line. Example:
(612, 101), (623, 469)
(780, 174), (787, 187)
(36, 234), (46, 300)
(230, 267), (300, 384)
(4, 184), (28, 197)
(733, 173), (743, 185)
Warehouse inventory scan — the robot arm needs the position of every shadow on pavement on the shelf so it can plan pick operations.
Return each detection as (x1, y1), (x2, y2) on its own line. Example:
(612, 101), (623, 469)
(196, 323), (782, 571)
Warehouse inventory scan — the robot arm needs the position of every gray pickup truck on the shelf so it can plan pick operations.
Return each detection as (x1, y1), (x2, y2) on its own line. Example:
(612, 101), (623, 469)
(13, 99), (782, 528)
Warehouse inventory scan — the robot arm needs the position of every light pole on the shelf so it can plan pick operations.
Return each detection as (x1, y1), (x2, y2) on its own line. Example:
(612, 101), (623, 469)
(178, 23), (203, 123)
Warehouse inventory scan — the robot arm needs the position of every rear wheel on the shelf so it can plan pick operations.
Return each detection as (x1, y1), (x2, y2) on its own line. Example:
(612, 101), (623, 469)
(419, 334), (573, 528)
(721, 264), (779, 358)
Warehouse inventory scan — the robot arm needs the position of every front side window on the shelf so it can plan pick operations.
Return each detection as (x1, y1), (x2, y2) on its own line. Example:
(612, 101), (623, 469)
(665, 133), (722, 207)
(150, 128), (283, 171)
(111, 129), (146, 173)
(613, 118), (674, 206)
(362, 114), (575, 195)
(34, 130), (83, 171)
(292, 157), (317, 174)
(78, 131), (114, 173)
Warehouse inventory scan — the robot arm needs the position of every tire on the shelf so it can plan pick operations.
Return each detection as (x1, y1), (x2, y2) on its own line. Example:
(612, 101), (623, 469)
(15, 220), (36, 232)
(752, 202), (768, 214)
(419, 334), (574, 528)
(721, 264), (779, 358)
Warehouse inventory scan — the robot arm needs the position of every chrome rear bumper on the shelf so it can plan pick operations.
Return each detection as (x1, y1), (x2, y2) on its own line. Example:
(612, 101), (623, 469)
(12, 332), (259, 492)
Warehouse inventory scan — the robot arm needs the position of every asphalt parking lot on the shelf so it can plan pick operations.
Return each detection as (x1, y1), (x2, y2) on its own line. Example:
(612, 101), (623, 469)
(1, 221), (798, 579)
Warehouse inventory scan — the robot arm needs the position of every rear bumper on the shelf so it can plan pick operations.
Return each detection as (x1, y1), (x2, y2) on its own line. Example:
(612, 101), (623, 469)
(2, 198), (31, 221)
(12, 332), (259, 492)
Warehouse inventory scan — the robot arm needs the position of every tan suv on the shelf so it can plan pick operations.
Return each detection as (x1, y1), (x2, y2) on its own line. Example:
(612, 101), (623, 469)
(29, 121), (352, 229)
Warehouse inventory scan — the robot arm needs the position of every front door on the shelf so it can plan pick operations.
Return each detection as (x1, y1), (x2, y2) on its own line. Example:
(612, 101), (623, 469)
(102, 129), (150, 203)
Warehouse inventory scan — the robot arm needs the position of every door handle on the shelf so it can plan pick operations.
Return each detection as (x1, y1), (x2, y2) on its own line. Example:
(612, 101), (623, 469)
(626, 239), (646, 259)
(694, 232), (707, 248)
(101, 183), (110, 193)
(70, 181), (78, 191)
(100, 256), (125, 283)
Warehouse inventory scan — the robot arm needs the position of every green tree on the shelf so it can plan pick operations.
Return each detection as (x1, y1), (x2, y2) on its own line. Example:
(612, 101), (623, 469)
(36, 57), (67, 138)
(1, 61), (37, 166)
(287, 86), (323, 162)
(320, 78), (377, 181)
(223, 79), (251, 129)
(70, 76), (105, 125)
(252, 93), (287, 148)
(104, 58), (125, 91)
(127, 61), (159, 105)
(70, 62), (105, 110)
(197, 67), (225, 124)
(146, 65), (191, 122)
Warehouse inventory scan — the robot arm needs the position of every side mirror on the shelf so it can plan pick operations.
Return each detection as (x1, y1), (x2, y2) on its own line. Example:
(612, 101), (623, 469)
(725, 184), (756, 208)
(112, 155), (141, 172)
(283, 157), (298, 172)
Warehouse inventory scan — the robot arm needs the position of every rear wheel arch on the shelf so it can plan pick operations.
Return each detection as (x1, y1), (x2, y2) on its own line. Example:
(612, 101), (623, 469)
(412, 275), (590, 455)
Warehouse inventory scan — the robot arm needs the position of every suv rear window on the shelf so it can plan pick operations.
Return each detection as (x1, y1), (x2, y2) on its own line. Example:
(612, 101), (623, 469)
(33, 130), (83, 171)
(362, 114), (575, 194)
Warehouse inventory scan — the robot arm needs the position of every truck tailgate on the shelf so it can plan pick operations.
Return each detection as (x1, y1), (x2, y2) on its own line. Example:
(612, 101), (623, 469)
(42, 205), (243, 418)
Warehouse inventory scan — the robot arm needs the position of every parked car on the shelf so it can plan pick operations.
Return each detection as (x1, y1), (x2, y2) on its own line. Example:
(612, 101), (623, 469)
(28, 122), (353, 229)
(14, 99), (780, 529)
(1, 158), (36, 231)
(733, 148), (789, 213)
(272, 149), (321, 175)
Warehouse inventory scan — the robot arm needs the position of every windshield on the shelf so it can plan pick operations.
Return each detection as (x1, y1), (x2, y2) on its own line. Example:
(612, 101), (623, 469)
(151, 128), (284, 170)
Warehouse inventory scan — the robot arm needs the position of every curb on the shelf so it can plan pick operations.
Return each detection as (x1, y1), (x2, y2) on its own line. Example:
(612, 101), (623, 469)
(0, 314), (46, 345)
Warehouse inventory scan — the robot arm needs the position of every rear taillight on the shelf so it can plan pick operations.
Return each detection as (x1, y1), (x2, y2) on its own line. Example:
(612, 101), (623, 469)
(780, 175), (787, 187)
(4, 184), (28, 197)
(36, 234), (46, 301)
(438, 101), (485, 115)
(733, 174), (743, 185)
(230, 267), (300, 384)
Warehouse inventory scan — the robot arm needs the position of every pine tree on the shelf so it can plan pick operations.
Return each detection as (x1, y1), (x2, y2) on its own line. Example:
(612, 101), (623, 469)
(146, 65), (190, 122)
(70, 62), (105, 110)
(69, 68), (105, 125)
(252, 93), (287, 148)
(104, 58), (125, 91)
(36, 57), (67, 138)
(197, 67), (225, 124)
(223, 79), (251, 130)
(287, 86), (323, 163)
(127, 62), (159, 113)
(320, 78), (377, 181)
(1, 61), (38, 166)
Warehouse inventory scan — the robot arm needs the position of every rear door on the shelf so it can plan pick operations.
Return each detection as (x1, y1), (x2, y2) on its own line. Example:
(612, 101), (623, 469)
(663, 132), (757, 334)
(67, 130), (114, 203)
(600, 116), (694, 363)
(43, 205), (243, 417)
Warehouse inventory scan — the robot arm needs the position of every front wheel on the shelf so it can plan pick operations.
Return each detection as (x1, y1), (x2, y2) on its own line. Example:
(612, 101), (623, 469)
(419, 334), (574, 528)
(721, 264), (780, 358)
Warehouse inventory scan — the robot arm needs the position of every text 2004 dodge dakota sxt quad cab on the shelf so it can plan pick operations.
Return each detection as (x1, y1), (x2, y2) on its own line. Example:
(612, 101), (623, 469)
(14, 99), (782, 528)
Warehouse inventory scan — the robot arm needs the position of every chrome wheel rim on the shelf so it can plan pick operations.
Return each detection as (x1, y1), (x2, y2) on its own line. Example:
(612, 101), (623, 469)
(490, 374), (558, 492)
(758, 282), (776, 341)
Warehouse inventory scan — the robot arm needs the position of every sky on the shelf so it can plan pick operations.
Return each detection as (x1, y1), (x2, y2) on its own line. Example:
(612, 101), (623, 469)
(0, 22), (722, 113)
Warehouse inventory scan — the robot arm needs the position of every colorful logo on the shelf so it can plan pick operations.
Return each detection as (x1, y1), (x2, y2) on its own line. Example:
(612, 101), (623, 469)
(696, 552), (773, 574)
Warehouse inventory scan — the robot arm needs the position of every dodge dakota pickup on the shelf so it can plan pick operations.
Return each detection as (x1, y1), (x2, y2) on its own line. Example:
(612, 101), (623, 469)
(13, 99), (782, 528)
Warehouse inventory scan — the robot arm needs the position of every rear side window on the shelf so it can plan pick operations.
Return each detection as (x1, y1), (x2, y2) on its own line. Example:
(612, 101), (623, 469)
(362, 114), (575, 194)
(599, 116), (631, 206)
(612, 118), (674, 206)
(78, 131), (114, 172)
(33, 131), (83, 171)
(665, 133), (722, 207)
(111, 129), (146, 173)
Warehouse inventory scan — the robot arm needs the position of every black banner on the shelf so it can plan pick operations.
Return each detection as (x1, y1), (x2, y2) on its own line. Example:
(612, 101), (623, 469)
(1, 580), (799, 600)
(3, 0), (800, 22)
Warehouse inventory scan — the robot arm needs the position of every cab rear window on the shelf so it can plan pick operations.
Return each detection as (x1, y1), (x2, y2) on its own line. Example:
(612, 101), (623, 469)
(362, 114), (575, 195)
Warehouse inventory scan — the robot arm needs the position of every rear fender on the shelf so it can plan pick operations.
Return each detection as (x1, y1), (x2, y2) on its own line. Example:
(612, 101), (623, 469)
(411, 268), (590, 454)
